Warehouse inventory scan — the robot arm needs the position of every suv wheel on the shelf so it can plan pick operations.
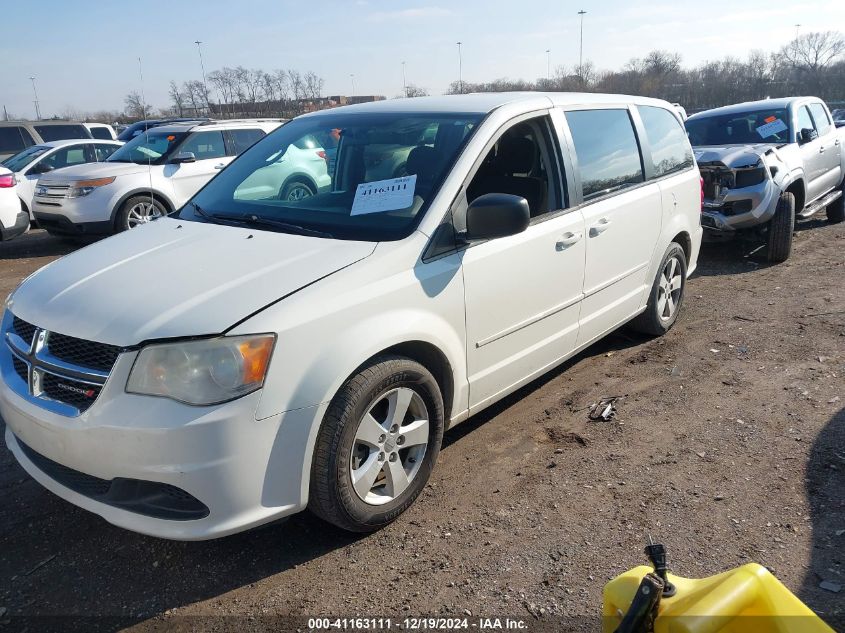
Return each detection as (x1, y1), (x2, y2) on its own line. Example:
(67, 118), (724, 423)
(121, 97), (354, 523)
(630, 242), (687, 336)
(309, 356), (445, 532)
(117, 196), (167, 231)
(279, 179), (315, 202)
(826, 180), (845, 224)
(766, 191), (795, 263)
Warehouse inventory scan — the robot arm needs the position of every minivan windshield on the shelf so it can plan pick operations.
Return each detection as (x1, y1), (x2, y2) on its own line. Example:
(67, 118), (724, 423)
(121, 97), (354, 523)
(685, 108), (791, 145)
(179, 112), (483, 241)
(2, 145), (50, 172)
(107, 131), (187, 164)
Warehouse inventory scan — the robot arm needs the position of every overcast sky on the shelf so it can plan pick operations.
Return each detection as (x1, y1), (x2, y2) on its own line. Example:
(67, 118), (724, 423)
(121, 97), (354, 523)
(2, 0), (843, 118)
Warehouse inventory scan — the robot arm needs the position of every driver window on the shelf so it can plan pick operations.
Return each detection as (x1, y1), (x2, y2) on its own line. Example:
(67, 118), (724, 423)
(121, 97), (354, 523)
(181, 131), (226, 160)
(466, 116), (561, 218)
(797, 106), (816, 137)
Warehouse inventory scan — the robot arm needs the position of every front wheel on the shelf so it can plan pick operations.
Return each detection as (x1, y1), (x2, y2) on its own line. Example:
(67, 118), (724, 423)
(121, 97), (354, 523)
(279, 179), (315, 202)
(116, 196), (167, 232)
(766, 191), (795, 263)
(630, 242), (688, 336)
(308, 356), (445, 532)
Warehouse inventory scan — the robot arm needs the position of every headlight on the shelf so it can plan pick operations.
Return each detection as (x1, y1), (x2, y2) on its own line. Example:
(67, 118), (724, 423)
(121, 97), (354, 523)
(67, 177), (115, 198)
(126, 335), (275, 405)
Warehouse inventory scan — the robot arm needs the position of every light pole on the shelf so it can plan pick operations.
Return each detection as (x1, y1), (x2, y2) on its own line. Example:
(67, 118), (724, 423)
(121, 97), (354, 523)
(350, 74), (356, 97)
(402, 61), (407, 97)
(194, 40), (210, 116)
(794, 23), (801, 39)
(546, 49), (551, 82)
(29, 76), (41, 120)
(456, 41), (463, 94)
(578, 10), (587, 78)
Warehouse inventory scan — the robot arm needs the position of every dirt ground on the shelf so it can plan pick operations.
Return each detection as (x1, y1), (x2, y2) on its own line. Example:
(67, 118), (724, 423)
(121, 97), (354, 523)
(0, 224), (842, 633)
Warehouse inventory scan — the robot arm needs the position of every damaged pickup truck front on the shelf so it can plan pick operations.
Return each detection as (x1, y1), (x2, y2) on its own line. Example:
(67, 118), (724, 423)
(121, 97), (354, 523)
(685, 97), (845, 262)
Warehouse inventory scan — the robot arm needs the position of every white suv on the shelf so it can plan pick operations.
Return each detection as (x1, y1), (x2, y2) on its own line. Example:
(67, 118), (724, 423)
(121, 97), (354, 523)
(31, 120), (283, 236)
(1, 93), (702, 539)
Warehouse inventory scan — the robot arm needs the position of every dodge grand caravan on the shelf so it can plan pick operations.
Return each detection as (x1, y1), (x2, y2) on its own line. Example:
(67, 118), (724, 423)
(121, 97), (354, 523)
(0, 93), (702, 539)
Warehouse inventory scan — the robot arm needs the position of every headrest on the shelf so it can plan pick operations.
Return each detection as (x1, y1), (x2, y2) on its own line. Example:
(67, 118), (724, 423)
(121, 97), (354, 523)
(407, 145), (439, 179)
(496, 136), (535, 173)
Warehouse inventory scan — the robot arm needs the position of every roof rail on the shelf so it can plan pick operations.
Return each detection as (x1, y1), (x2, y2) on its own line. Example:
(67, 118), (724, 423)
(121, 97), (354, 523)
(197, 118), (287, 125)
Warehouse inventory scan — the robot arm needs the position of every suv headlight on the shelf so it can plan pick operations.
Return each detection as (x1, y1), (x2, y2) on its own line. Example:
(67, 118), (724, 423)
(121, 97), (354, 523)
(126, 335), (275, 405)
(67, 177), (115, 198)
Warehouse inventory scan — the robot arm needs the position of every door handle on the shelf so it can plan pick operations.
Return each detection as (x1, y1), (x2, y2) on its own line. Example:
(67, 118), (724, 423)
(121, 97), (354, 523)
(555, 232), (583, 250)
(214, 163), (226, 169)
(819, 146), (825, 154)
(835, 139), (841, 146)
(589, 218), (612, 236)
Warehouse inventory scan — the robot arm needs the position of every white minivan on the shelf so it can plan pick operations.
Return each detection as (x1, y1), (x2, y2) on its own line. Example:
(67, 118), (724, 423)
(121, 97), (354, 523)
(0, 93), (702, 540)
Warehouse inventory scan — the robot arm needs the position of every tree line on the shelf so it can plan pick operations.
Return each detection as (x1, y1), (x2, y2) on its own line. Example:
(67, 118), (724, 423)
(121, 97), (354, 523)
(447, 31), (845, 112)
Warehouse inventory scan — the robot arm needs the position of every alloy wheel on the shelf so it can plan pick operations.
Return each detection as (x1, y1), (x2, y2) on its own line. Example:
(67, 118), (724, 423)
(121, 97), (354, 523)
(657, 255), (683, 321)
(126, 201), (163, 228)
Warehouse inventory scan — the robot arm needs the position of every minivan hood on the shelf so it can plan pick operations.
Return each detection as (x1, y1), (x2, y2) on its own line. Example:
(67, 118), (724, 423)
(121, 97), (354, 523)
(38, 161), (151, 182)
(8, 218), (376, 346)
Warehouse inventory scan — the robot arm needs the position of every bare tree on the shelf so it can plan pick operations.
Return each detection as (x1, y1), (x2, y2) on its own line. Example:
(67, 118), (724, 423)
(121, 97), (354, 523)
(303, 71), (324, 99)
(781, 31), (845, 91)
(169, 81), (185, 117)
(404, 84), (429, 97)
(124, 91), (148, 119)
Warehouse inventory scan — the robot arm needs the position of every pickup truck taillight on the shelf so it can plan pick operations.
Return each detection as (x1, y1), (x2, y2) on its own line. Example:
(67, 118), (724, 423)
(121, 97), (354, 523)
(700, 176), (704, 211)
(0, 173), (15, 188)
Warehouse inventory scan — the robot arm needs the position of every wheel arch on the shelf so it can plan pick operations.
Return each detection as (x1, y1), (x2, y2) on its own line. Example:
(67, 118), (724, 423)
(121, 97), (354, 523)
(110, 188), (176, 225)
(280, 172), (319, 197)
(784, 178), (806, 213)
(670, 230), (692, 263)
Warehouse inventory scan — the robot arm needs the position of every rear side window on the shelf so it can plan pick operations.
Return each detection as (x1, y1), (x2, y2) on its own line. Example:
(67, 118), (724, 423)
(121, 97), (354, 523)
(180, 131), (226, 160)
(638, 106), (694, 178)
(797, 106), (815, 135)
(0, 127), (34, 154)
(808, 103), (831, 136)
(229, 128), (266, 154)
(565, 109), (644, 200)
(34, 124), (90, 142)
(89, 127), (113, 140)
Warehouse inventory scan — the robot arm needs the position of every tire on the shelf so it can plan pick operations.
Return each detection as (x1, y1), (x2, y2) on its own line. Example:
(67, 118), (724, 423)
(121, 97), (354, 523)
(279, 179), (316, 202)
(308, 355), (445, 532)
(116, 196), (167, 232)
(766, 191), (795, 263)
(630, 242), (688, 336)
(827, 180), (845, 224)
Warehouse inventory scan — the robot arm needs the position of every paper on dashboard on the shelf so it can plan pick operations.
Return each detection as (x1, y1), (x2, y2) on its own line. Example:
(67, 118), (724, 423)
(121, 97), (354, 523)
(350, 175), (417, 215)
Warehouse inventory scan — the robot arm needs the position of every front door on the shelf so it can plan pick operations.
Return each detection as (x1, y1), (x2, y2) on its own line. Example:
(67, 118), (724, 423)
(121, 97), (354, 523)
(796, 105), (829, 202)
(460, 114), (586, 412)
(167, 130), (232, 206)
(808, 102), (842, 197)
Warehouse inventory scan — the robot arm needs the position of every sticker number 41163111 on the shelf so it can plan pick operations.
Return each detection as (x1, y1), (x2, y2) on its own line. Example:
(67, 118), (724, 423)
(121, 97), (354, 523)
(351, 175), (417, 216)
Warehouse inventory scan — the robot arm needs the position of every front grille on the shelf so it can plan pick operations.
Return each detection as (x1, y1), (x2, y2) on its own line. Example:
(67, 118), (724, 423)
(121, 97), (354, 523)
(41, 373), (101, 413)
(12, 317), (36, 345)
(12, 355), (28, 383)
(47, 332), (121, 373)
(17, 439), (209, 521)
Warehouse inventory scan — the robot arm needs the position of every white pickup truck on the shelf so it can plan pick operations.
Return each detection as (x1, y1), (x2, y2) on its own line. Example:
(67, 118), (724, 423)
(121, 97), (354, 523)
(685, 97), (845, 262)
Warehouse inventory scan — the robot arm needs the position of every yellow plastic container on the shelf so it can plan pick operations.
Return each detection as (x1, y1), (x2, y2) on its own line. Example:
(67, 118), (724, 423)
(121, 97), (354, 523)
(603, 563), (836, 633)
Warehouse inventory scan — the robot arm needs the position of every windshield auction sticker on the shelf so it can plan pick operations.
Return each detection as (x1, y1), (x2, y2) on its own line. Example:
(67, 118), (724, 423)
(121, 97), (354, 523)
(755, 118), (788, 139)
(351, 175), (417, 215)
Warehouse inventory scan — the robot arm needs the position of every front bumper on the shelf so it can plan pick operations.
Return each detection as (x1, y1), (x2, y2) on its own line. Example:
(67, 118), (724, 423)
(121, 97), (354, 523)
(0, 356), (327, 539)
(0, 210), (29, 241)
(700, 179), (780, 233)
(31, 211), (112, 236)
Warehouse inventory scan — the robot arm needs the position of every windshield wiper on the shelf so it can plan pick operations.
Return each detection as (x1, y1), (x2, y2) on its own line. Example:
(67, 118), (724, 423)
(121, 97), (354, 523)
(190, 205), (334, 238)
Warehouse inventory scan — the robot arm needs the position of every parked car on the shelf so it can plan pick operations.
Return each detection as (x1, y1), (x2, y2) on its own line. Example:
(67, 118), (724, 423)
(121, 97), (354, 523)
(0, 120), (92, 161)
(2, 139), (122, 219)
(84, 123), (118, 140)
(0, 93), (702, 540)
(685, 97), (845, 262)
(31, 119), (283, 236)
(116, 118), (209, 142)
(0, 167), (28, 240)
(832, 108), (845, 128)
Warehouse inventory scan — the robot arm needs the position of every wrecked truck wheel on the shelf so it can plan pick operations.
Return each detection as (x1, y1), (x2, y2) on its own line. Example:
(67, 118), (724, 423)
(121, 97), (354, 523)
(826, 181), (844, 224)
(308, 356), (444, 532)
(766, 191), (795, 263)
(630, 242), (687, 337)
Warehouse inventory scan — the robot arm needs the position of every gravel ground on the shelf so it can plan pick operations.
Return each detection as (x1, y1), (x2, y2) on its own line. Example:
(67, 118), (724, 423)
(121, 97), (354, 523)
(0, 224), (842, 633)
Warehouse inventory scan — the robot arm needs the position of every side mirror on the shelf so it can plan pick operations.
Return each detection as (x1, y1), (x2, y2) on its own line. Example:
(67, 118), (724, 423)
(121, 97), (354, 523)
(465, 193), (530, 241)
(169, 152), (196, 164)
(798, 128), (818, 144)
(31, 162), (54, 174)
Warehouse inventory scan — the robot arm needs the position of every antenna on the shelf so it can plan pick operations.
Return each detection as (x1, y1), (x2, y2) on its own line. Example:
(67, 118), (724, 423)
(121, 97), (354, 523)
(138, 57), (155, 225)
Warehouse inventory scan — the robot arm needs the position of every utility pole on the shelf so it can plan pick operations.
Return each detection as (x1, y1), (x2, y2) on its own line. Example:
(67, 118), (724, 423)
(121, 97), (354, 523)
(794, 23), (801, 39)
(195, 40), (210, 116)
(350, 73), (356, 97)
(402, 61), (407, 97)
(3, 105), (8, 121)
(578, 10), (587, 77)
(456, 41), (463, 94)
(546, 49), (551, 82)
(29, 76), (41, 120)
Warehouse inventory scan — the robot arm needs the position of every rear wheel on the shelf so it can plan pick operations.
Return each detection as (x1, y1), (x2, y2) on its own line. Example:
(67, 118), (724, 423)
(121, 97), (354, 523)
(308, 356), (444, 532)
(279, 179), (316, 202)
(826, 180), (844, 224)
(116, 196), (167, 232)
(766, 191), (795, 263)
(630, 242), (687, 336)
